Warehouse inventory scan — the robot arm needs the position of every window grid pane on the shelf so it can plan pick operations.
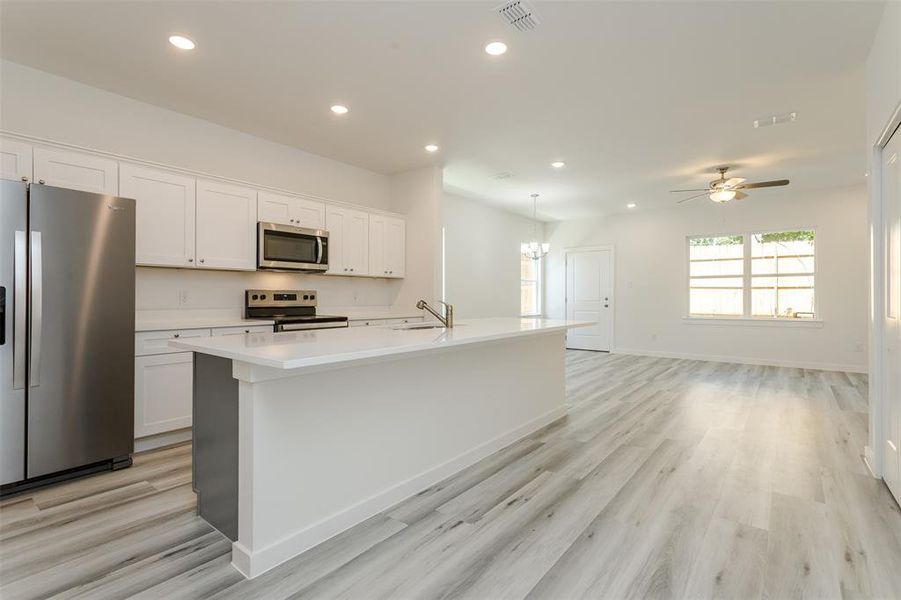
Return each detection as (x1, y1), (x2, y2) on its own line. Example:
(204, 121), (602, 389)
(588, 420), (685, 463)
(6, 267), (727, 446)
(689, 236), (744, 316)
(521, 255), (541, 316)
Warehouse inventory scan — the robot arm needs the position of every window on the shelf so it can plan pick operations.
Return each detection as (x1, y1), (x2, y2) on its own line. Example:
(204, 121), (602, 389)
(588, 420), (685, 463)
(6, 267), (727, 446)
(689, 235), (744, 316)
(521, 255), (542, 316)
(688, 229), (815, 320)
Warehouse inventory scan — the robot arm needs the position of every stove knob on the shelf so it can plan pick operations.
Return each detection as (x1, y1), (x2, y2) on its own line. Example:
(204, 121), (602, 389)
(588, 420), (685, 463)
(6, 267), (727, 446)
(310, 294), (316, 300)
(252, 294), (259, 300)
(303, 294), (309, 300)
(260, 294), (267, 300)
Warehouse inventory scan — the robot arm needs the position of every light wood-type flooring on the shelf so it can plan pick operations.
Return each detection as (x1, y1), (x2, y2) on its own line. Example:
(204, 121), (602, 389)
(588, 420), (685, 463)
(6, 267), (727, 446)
(2, 352), (899, 599)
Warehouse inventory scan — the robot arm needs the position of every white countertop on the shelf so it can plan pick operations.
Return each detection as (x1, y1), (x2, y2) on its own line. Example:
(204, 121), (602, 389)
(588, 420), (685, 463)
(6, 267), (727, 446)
(134, 307), (422, 331)
(170, 318), (590, 370)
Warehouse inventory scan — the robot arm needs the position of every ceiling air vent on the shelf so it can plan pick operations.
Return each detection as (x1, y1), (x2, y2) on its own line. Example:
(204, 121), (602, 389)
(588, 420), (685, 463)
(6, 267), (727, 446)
(496, 1), (540, 32)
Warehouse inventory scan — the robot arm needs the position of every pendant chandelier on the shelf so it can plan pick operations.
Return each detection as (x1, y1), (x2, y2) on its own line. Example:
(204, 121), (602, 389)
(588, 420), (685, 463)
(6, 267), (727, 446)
(521, 193), (549, 260)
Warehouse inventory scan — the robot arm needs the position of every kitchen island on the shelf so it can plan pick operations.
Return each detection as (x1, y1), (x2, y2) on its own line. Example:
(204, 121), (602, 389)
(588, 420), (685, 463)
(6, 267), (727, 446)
(171, 317), (588, 579)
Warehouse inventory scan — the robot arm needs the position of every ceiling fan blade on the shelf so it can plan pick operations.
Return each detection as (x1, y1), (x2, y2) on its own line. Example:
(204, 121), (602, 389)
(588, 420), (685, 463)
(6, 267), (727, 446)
(669, 188), (710, 193)
(733, 191), (749, 200)
(677, 192), (710, 204)
(725, 177), (746, 187)
(739, 179), (789, 189)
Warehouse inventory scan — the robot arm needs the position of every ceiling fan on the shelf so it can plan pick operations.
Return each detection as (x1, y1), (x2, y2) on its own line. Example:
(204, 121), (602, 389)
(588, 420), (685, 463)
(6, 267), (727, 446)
(671, 167), (789, 204)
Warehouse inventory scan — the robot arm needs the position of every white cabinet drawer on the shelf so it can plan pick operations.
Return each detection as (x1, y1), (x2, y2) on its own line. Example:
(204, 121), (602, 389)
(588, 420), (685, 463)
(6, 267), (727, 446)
(349, 319), (387, 327)
(211, 325), (273, 336)
(135, 352), (193, 438)
(384, 317), (423, 326)
(135, 328), (211, 356)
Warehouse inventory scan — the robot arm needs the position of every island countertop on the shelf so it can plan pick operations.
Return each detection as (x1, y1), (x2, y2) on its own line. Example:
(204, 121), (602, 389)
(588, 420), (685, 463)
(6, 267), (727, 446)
(170, 317), (590, 371)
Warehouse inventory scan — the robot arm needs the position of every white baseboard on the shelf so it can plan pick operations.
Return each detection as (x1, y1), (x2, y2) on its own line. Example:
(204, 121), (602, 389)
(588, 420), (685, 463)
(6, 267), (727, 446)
(134, 428), (192, 453)
(612, 347), (867, 374)
(231, 405), (567, 579)
(865, 445), (879, 478)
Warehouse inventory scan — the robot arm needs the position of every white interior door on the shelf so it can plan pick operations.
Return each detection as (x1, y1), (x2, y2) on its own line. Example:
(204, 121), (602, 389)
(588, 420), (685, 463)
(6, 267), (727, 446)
(883, 125), (901, 504)
(565, 249), (612, 351)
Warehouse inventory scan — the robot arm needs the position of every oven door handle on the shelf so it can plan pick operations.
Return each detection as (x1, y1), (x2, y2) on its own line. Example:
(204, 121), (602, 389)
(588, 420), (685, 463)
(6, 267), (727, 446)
(316, 236), (324, 264)
(278, 321), (348, 332)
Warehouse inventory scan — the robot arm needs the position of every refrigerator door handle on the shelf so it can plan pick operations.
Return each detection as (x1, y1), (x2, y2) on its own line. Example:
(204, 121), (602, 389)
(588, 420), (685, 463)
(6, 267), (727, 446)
(13, 231), (26, 389)
(29, 231), (42, 387)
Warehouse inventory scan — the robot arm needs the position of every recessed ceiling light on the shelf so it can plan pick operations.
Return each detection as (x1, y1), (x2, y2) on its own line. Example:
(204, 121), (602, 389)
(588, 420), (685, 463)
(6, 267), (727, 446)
(424, 144), (439, 153)
(551, 161), (565, 168)
(485, 41), (508, 56)
(168, 35), (196, 50)
(330, 105), (349, 115)
(627, 203), (637, 208)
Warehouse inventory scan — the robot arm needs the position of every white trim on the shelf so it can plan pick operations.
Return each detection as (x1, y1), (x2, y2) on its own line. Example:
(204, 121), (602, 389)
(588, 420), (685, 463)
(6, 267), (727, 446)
(563, 244), (615, 351)
(230, 404), (567, 579)
(869, 99), (901, 479)
(0, 129), (406, 220)
(133, 428), (192, 453)
(612, 348), (867, 374)
(682, 317), (824, 328)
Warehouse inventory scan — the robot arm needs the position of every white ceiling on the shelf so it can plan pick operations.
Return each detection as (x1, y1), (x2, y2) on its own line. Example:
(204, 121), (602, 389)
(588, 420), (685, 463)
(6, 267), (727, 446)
(0, 1), (885, 220)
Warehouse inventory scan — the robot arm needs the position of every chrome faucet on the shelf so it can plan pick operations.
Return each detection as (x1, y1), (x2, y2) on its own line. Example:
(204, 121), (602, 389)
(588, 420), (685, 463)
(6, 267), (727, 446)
(416, 299), (454, 328)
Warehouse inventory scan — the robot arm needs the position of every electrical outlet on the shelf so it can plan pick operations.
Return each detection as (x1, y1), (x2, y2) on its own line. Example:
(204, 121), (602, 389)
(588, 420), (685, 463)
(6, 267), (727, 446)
(353, 292), (359, 305)
(178, 290), (189, 306)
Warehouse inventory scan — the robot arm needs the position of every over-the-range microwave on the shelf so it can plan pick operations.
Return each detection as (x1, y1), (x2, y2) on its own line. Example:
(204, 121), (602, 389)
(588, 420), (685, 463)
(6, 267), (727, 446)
(257, 222), (329, 272)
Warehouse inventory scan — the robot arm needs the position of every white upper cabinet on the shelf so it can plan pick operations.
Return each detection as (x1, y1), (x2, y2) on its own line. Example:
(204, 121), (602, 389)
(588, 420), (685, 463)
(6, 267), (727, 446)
(0, 137), (33, 182)
(369, 214), (406, 278)
(258, 191), (326, 229)
(33, 147), (118, 195)
(120, 164), (196, 268)
(326, 205), (369, 276)
(195, 179), (257, 270)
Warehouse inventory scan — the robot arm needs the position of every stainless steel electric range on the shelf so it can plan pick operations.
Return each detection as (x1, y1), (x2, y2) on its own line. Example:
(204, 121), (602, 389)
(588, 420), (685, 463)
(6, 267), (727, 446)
(244, 289), (348, 332)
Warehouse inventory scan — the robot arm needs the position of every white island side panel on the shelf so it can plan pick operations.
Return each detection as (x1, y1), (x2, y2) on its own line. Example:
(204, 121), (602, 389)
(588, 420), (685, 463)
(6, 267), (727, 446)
(230, 330), (567, 578)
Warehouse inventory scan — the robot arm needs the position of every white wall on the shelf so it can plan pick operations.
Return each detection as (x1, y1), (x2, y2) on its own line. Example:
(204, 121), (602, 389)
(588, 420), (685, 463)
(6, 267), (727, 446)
(865, 1), (901, 475)
(389, 167), (443, 311)
(0, 60), (422, 313)
(545, 184), (869, 372)
(443, 192), (543, 318)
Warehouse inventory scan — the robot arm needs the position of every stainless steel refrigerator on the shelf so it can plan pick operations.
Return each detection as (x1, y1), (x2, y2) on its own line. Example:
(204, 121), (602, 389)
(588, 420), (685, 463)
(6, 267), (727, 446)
(1, 180), (135, 490)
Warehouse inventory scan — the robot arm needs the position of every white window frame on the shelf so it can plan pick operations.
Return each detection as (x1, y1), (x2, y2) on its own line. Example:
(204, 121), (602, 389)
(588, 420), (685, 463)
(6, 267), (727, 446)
(521, 254), (543, 317)
(685, 228), (821, 326)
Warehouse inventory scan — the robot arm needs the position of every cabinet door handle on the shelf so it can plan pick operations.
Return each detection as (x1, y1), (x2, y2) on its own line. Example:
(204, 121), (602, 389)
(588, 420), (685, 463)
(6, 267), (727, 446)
(173, 333), (180, 338)
(199, 259), (205, 264)
(188, 258), (194, 263)
(38, 179), (45, 184)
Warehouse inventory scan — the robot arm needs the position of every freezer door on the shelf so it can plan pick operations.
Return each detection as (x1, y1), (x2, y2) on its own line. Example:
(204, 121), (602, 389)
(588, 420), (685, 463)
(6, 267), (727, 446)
(26, 184), (136, 478)
(0, 180), (27, 485)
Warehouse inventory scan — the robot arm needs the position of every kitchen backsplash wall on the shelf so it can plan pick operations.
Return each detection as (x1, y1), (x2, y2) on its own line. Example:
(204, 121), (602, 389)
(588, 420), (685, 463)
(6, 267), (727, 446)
(137, 267), (402, 311)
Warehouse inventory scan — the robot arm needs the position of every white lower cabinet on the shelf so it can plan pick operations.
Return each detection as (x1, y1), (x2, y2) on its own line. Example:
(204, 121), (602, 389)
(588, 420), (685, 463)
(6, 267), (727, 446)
(134, 352), (193, 438)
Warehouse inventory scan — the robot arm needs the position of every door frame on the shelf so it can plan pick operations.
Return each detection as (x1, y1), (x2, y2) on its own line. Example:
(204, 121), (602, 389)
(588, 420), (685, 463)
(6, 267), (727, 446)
(564, 245), (615, 351)
(869, 98), (901, 478)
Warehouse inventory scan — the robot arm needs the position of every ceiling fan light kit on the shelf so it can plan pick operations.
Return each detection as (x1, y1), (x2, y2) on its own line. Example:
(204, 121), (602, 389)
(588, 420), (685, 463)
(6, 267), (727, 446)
(671, 166), (790, 205)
